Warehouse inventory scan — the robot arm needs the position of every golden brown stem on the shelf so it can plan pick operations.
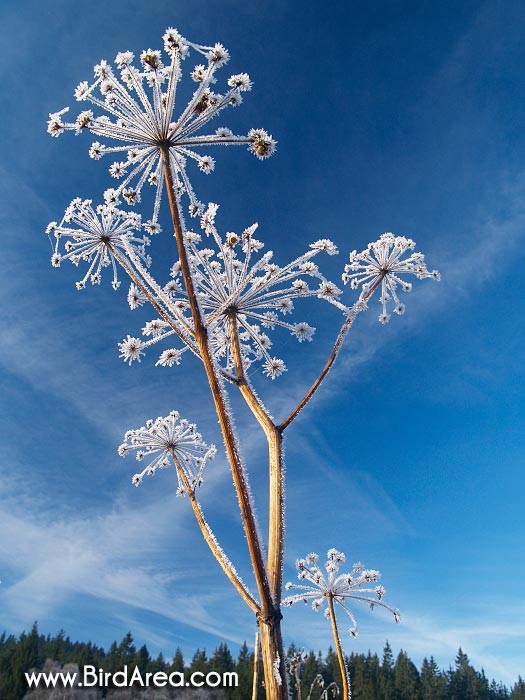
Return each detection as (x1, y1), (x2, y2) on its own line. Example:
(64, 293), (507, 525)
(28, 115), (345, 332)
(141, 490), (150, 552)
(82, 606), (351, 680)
(252, 631), (260, 700)
(114, 249), (199, 356)
(161, 148), (288, 700)
(160, 147), (273, 610)
(170, 451), (260, 614)
(279, 273), (386, 432)
(327, 595), (351, 700)
(258, 611), (288, 700)
(227, 315), (288, 700)
(228, 314), (285, 602)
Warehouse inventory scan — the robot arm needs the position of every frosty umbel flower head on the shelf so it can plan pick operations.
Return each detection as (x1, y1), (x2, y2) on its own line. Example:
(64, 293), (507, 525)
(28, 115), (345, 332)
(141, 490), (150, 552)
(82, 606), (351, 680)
(283, 549), (400, 636)
(122, 203), (348, 378)
(119, 410), (216, 494)
(342, 233), (440, 324)
(46, 198), (149, 290)
(47, 28), (276, 223)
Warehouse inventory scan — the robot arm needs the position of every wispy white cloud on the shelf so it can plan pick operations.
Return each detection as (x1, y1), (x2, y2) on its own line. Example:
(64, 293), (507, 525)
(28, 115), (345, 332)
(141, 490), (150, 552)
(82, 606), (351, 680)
(0, 480), (253, 646)
(282, 593), (525, 686)
(389, 605), (525, 685)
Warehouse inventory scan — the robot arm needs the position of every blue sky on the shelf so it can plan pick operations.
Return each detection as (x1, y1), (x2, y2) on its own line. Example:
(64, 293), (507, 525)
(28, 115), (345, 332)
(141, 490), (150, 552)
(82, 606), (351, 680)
(1, 0), (524, 686)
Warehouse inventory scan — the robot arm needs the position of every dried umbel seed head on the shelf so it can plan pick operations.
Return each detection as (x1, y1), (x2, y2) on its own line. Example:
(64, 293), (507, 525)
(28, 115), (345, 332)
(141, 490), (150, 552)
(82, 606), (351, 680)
(283, 548), (400, 638)
(342, 232), (440, 322)
(46, 199), (148, 292)
(136, 202), (347, 377)
(119, 410), (216, 493)
(47, 28), (276, 225)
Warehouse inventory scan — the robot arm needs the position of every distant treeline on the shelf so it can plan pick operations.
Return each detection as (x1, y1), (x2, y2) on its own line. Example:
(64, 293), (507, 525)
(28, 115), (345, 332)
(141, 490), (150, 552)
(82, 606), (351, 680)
(0, 623), (523, 700)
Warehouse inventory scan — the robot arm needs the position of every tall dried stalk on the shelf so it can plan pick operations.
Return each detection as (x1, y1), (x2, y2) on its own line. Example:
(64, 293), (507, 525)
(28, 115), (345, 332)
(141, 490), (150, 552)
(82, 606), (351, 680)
(327, 595), (351, 700)
(252, 631), (260, 700)
(47, 31), (439, 700)
(161, 147), (288, 699)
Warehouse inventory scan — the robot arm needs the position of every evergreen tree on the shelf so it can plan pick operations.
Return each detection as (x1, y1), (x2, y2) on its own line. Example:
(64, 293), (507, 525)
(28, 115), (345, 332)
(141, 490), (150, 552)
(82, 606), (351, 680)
(301, 650), (323, 700)
(394, 650), (421, 700)
(348, 653), (366, 700)
(169, 646), (185, 673)
(0, 632), (19, 700)
(511, 677), (525, 700)
(421, 656), (446, 700)
(232, 642), (255, 700)
(491, 679), (511, 700)
(117, 632), (136, 666)
(478, 668), (491, 700)
(324, 647), (342, 693)
(380, 642), (395, 700)
(74, 640), (101, 669)
(449, 648), (483, 700)
(6, 624), (45, 700)
(133, 643), (151, 673)
(147, 651), (167, 674)
(45, 629), (68, 664)
(211, 643), (235, 675)
(189, 648), (209, 675)
(364, 652), (380, 700)
(103, 640), (121, 674)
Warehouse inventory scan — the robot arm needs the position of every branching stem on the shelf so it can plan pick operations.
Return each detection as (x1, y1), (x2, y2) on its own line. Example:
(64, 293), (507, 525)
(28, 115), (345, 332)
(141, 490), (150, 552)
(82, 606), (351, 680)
(228, 313), (285, 601)
(160, 146), (273, 612)
(279, 273), (386, 431)
(114, 249), (200, 357)
(170, 450), (260, 613)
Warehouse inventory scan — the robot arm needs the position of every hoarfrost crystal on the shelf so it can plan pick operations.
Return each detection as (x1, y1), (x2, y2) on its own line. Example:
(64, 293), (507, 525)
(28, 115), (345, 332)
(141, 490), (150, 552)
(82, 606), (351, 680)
(123, 204), (349, 376)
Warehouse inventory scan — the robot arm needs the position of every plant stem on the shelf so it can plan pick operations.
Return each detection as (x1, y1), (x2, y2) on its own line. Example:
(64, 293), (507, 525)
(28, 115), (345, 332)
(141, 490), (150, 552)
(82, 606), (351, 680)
(161, 147), (270, 603)
(161, 147), (288, 700)
(252, 631), (260, 700)
(114, 249), (199, 356)
(327, 595), (351, 700)
(279, 274), (386, 431)
(228, 314), (285, 601)
(170, 451), (259, 613)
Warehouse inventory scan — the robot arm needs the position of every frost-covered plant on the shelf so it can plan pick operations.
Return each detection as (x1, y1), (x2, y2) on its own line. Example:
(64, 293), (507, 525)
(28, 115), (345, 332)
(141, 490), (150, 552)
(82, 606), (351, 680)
(119, 410), (256, 609)
(283, 550), (399, 700)
(118, 202), (347, 377)
(46, 28), (440, 700)
(288, 649), (339, 700)
(47, 198), (147, 290)
(47, 27), (275, 224)
(118, 410), (216, 491)
(342, 232), (440, 324)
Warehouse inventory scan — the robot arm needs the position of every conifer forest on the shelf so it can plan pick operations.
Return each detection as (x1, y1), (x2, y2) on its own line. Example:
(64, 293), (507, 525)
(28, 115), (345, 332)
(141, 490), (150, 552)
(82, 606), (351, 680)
(1, 625), (524, 700)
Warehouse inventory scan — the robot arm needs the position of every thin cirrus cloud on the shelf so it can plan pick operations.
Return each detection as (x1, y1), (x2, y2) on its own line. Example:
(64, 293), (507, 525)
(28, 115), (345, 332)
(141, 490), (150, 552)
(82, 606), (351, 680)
(280, 583), (525, 686)
(0, 478), (253, 647)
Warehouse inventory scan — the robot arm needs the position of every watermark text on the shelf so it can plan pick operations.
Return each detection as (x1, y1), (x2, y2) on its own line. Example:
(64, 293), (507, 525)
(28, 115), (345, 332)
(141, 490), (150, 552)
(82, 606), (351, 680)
(25, 666), (238, 689)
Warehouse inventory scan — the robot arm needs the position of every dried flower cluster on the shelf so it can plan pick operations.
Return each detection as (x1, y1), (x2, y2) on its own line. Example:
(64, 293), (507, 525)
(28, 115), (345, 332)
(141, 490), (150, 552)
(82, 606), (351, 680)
(283, 549), (400, 636)
(342, 233), (440, 323)
(118, 410), (216, 492)
(47, 198), (148, 290)
(121, 203), (348, 377)
(47, 28), (275, 224)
